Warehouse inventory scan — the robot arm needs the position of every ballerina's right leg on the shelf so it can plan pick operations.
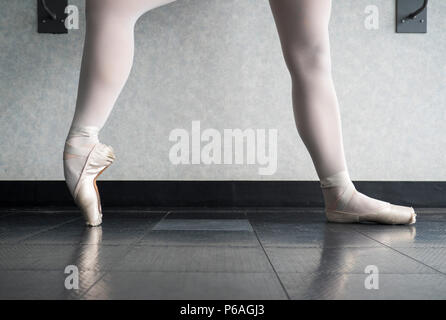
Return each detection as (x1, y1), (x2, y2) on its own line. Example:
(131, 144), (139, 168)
(64, 0), (176, 226)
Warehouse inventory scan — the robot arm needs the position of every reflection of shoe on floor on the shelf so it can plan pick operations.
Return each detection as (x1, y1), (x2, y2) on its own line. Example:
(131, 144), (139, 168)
(322, 171), (416, 225)
(370, 226), (417, 243)
(81, 226), (103, 245)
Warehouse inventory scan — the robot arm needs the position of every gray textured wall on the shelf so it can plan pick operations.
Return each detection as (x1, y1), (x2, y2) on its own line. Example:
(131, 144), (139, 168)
(0, 0), (445, 181)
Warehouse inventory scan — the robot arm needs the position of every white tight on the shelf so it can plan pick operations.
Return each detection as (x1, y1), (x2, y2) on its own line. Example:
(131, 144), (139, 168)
(269, 0), (396, 213)
(64, 0), (175, 195)
(71, 0), (176, 129)
(269, 0), (346, 180)
(65, 0), (406, 215)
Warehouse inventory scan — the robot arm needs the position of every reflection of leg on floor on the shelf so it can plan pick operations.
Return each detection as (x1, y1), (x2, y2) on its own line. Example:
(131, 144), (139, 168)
(298, 224), (416, 299)
(65, 227), (104, 299)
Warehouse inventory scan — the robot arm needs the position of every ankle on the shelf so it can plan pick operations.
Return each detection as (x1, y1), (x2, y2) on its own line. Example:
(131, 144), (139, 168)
(63, 125), (101, 195)
(322, 187), (344, 209)
(64, 125), (100, 156)
(320, 171), (355, 210)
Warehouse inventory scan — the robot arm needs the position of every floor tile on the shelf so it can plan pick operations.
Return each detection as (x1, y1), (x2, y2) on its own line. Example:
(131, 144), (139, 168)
(24, 222), (147, 246)
(21, 221), (93, 245)
(0, 244), (129, 271)
(356, 224), (446, 248)
(100, 210), (167, 221)
(0, 244), (80, 271)
(23, 212), (165, 245)
(0, 270), (104, 300)
(113, 245), (273, 273)
(265, 247), (436, 274)
(395, 247), (446, 273)
(153, 219), (253, 231)
(1, 207), (445, 300)
(74, 244), (132, 271)
(253, 223), (380, 248)
(246, 209), (326, 223)
(0, 211), (77, 244)
(166, 210), (246, 219)
(84, 271), (287, 300)
(0, 210), (18, 218)
(279, 273), (446, 300)
(413, 208), (446, 218)
(140, 230), (259, 247)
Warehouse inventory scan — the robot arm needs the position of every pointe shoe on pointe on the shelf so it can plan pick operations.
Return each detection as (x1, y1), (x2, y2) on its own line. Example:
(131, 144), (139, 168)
(65, 142), (115, 227)
(322, 171), (416, 225)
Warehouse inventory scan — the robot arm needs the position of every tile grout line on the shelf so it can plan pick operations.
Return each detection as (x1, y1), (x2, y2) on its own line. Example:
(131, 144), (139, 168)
(132, 210), (172, 245)
(77, 269), (110, 300)
(355, 228), (446, 275)
(80, 209), (289, 299)
(15, 217), (81, 244)
(244, 209), (294, 297)
(79, 210), (171, 299)
(250, 220), (291, 300)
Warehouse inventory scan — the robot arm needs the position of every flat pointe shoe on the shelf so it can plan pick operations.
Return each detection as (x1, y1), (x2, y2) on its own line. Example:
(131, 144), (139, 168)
(326, 202), (417, 225)
(323, 173), (416, 225)
(72, 143), (115, 227)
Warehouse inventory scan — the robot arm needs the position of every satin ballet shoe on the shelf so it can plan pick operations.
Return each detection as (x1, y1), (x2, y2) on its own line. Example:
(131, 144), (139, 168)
(322, 171), (416, 225)
(69, 143), (115, 227)
(326, 203), (416, 225)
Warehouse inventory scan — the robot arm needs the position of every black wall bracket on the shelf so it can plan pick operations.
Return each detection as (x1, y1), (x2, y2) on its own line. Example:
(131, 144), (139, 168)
(37, 0), (68, 34)
(396, 0), (428, 33)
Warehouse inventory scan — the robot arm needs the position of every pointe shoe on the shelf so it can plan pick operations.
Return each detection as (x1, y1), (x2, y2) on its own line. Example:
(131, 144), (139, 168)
(69, 143), (115, 227)
(326, 202), (416, 225)
(322, 171), (416, 225)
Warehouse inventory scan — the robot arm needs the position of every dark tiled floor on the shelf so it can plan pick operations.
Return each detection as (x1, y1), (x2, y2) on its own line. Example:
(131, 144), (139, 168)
(0, 207), (446, 300)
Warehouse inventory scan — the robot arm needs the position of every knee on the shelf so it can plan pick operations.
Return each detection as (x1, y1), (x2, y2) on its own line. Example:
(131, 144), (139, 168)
(282, 43), (331, 79)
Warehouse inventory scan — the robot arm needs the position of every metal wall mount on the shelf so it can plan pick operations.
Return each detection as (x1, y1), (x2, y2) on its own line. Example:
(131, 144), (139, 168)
(37, 0), (68, 34)
(396, 0), (428, 33)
